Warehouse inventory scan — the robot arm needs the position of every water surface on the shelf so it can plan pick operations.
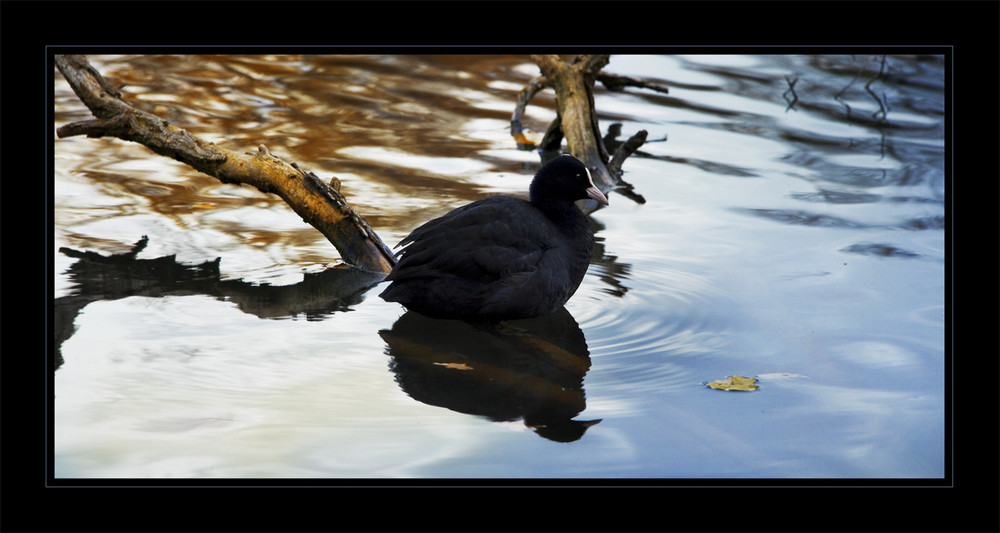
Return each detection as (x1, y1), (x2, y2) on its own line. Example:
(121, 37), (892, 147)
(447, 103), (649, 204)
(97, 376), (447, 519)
(53, 53), (946, 480)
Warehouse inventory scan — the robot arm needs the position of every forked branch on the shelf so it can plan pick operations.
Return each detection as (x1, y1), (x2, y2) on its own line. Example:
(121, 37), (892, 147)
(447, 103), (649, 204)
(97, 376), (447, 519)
(511, 54), (668, 204)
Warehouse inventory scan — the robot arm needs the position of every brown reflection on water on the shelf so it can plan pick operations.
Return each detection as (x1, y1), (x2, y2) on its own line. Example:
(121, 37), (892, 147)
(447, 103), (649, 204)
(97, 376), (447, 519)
(61, 55), (546, 249)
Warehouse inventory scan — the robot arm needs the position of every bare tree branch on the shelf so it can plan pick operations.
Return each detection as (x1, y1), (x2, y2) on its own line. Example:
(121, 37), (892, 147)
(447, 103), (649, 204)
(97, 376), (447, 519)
(596, 72), (670, 95)
(510, 75), (548, 149)
(512, 55), (656, 205)
(531, 54), (614, 189)
(54, 54), (396, 274)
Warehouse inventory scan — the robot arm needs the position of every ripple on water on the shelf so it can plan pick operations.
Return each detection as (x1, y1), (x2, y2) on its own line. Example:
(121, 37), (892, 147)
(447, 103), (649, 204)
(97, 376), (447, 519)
(576, 264), (733, 393)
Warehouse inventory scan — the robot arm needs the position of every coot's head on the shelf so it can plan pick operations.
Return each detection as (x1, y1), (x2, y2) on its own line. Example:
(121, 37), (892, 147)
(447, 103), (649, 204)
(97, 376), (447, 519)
(529, 155), (609, 207)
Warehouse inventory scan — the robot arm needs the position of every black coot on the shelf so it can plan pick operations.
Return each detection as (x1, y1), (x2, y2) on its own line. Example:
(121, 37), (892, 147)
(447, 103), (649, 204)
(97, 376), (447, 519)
(379, 155), (609, 320)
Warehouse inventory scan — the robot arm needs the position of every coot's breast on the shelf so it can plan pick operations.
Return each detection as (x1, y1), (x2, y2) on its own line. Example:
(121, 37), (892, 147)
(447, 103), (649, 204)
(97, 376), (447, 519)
(379, 195), (594, 320)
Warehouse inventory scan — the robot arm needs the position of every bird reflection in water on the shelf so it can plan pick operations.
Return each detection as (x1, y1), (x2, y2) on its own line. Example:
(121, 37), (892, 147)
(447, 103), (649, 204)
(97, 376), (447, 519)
(380, 307), (601, 442)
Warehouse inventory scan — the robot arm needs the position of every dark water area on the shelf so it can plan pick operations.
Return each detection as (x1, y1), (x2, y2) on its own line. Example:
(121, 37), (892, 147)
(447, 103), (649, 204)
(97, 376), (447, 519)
(53, 54), (946, 479)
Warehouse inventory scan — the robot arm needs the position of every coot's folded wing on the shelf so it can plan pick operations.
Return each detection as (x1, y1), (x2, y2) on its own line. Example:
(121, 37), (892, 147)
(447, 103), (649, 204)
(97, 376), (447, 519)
(385, 196), (556, 284)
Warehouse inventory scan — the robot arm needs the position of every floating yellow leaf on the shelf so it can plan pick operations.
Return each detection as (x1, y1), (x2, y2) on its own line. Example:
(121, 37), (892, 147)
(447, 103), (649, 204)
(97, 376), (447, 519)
(705, 375), (759, 391)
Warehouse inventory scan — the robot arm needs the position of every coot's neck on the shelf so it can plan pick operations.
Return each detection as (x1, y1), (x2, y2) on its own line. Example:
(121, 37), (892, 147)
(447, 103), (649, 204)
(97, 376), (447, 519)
(529, 189), (574, 214)
(531, 195), (589, 238)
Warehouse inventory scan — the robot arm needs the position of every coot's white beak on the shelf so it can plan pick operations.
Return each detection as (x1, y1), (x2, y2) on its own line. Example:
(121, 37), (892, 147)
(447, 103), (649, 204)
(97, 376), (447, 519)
(582, 165), (609, 206)
(586, 185), (609, 206)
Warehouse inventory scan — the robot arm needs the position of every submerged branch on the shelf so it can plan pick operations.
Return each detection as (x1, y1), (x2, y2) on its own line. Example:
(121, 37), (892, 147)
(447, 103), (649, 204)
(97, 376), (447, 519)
(55, 54), (395, 274)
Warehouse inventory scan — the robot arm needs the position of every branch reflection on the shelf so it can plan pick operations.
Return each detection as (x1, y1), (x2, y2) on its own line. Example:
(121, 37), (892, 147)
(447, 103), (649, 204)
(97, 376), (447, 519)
(53, 236), (386, 368)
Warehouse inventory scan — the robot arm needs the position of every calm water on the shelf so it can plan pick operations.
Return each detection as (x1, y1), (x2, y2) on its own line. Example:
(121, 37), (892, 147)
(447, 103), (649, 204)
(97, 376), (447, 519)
(52, 54), (946, 480)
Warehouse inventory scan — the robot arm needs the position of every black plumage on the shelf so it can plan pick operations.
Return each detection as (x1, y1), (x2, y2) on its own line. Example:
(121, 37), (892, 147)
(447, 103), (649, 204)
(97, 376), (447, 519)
(379, 155), (609, 320)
